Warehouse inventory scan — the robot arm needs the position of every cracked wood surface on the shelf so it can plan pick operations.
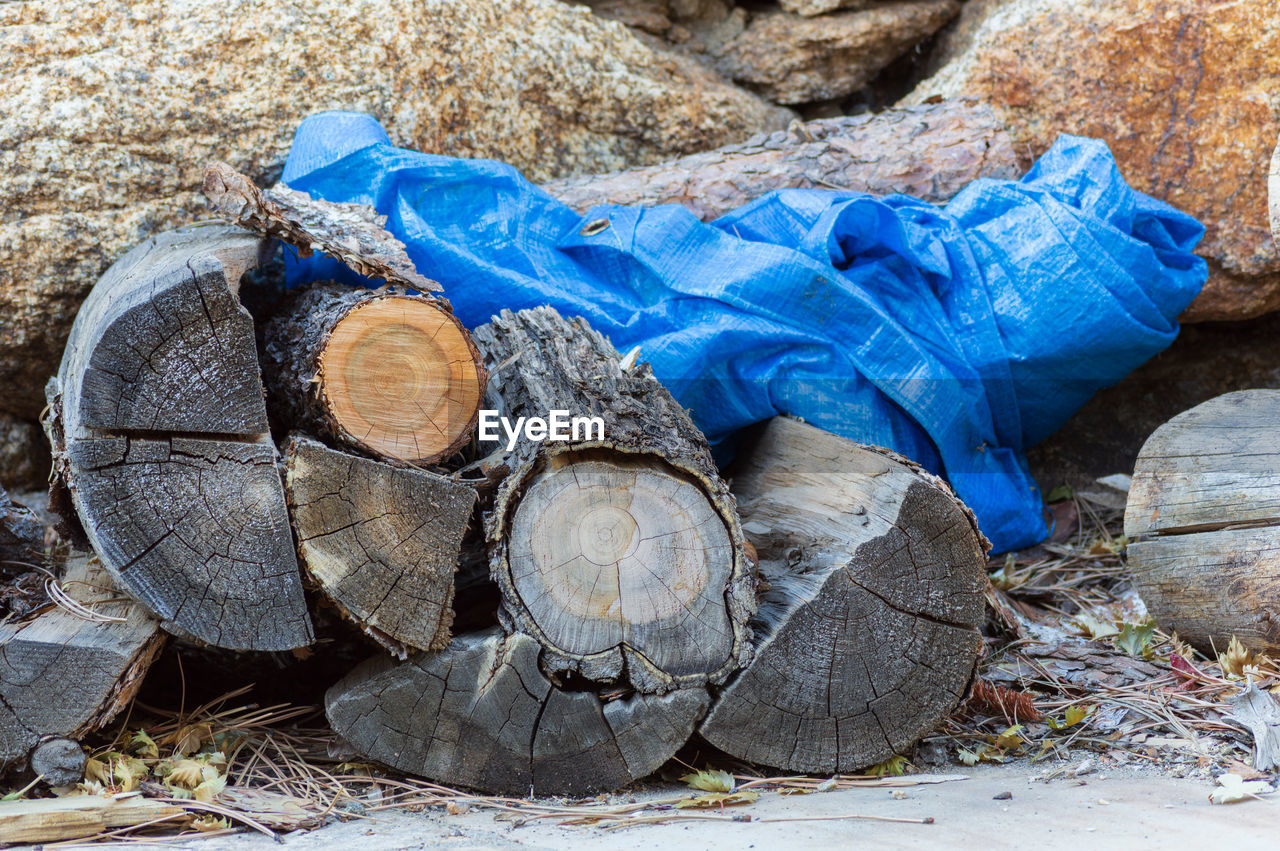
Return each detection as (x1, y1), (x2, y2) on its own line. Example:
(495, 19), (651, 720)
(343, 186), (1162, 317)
(472, 307), (754, 694)
(45, 225), (312, 651)
(1126, 390), (1280, 655)
(698, 417), (987, 772)
(325, 629), (708, 796)
(284, 434), (476, 658)
(0, 555), (164, 767)
(261, 281), (485, 465)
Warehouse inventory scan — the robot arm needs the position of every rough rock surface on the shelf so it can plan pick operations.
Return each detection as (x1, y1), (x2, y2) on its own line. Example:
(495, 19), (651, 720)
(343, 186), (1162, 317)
(906, 0), (1280, 321)
(780, 0), (875, 16)
(0, 0), (790, 420)
(714, 1), (959, 105)
(0, 415), (46, 492)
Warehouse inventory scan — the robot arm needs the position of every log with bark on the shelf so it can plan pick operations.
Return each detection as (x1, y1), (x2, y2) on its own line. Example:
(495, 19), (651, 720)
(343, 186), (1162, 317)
(1126, 390), (1280, 655)
(698, 417), (988, 771)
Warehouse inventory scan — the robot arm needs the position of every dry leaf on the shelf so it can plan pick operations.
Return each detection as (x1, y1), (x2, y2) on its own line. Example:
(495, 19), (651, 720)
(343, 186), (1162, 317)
(1209, 773), (1274, 804)
(680, 769), (735, 793)
(1220, 637), (1258, 678)
(675, 790), (759, 809)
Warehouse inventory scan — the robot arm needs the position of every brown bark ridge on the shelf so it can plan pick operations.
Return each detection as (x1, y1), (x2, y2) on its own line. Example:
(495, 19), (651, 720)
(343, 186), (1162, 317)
(542, 100), (1019, 221)
(472, 307), (755, 695)
(0, 555), (165, 773)
(1126, 390), (1280, 655)
(44, 224), (313, 651)
(325, 628), (709, 796)
(261, 281), (485, 465)
(283, 433), (477, 658)
(699, 417), (988, 772)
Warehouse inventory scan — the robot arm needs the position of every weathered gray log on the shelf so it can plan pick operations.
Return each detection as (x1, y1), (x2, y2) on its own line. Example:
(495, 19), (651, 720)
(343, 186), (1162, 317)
(699, 417), (988, 772)
(326, 629), (709, 796)
(1126, 390), (1280, 654)
(472, 307), (754, 694)
(45, 225), (312, 651)
(29, 739), (86, 787)
(0, 487), (44, 573)
(283, 434), (477, 658)
(261, 281), (485, 465)
(542, 101), (1019, 221)
(0, 555), (164, 774)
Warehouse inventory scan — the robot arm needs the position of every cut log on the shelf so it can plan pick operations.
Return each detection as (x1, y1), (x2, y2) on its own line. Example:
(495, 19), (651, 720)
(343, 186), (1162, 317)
(29, 739), (86, 787)
(541, 100), (1019, 221)
(45, 224), (312, 651)
(0, 795), (185, 845)
(472, 307), (754, 694)
(283, 433), (477, 658)
(261, 281), (485, 465)
(1126, 390), (1280, 655)
(0, 555), (164, 774)
(698, 417), (988, 772)
(326, 629), (709, 796)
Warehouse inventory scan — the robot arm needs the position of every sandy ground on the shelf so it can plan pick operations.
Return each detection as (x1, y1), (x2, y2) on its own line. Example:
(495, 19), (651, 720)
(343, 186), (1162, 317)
(176, 763), (1273, 851)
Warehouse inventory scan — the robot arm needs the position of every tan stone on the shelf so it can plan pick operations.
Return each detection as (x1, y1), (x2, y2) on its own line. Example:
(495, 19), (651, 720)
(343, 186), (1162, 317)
(906, 0), (1280, 321)
(0, 0), (790, 420)
(779, 0), (875, 17)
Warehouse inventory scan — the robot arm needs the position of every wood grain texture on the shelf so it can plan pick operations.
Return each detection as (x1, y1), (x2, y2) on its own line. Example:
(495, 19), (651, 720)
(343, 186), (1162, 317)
(472, 307), (754, 694)
(325, 629), (709, 796)
(284, 433), (476, 657)
(45, 225), (312, 651)
(0, 795), (184, 845)
(699, 417), (987, 772)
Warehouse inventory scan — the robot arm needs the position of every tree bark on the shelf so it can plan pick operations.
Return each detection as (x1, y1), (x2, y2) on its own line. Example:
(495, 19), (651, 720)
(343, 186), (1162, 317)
(1126, 389), (1280, 655)
(45, 224), (312, 651)
(261, 281), (485, 465)
(698, 417), (988, 772)
(472, 307), (755, 694)
(325, 629), (709, 796)
(283, 433), (477, 658)
(541, 100), (1018, 220)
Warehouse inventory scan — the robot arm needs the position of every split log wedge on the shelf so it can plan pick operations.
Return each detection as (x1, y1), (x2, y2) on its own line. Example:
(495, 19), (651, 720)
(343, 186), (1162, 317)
(261, 281), (485, 465)
(1126, 390), (1280, 655)
(325, 629), (709, 796)
(472, 307), (755, 694)
(0, 555), (164, 774)
(283, 433), (477, 658)
(45, 225), (312, 650)
(699, 417), (988, 772)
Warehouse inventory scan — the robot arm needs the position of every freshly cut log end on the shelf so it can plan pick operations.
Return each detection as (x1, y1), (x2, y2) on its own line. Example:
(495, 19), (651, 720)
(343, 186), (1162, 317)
(261, 282), (485, 465)
(698, 417), (988, 773)
(284, 433), (477, 657)
(1126, 390), (1280, 655)
(325, 629), (709, 796)
(473, 307), (755, 694)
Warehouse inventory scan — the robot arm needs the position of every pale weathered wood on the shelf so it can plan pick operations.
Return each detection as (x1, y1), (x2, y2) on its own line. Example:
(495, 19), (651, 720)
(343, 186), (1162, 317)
(699, 417), (987, 772)
(283, 433), (476, 658)
(1126, 390), (1280, 655)
(326, 629), (709, 796)
(473, 307), (754, 694)
(0, 795), (185, 845)
(0, 556), (164, 772)
(45, 225), (312, 651)
(261, 281), (485, 465)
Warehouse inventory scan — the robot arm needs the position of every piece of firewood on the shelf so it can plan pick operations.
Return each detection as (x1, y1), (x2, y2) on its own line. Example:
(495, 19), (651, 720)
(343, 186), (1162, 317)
(1126, 390), (1280, 655)
(283, 433), (476, 658)
(325, 629), (709, 796)
(698, 417), (988, 772)
(45, 225), (312, 651)
(540, 100), (1019, 220)
(0, 555), (164, 774)
(0, 794), (185, 845)
(261, 282), (485, 465)
(471, 307), (755, 694)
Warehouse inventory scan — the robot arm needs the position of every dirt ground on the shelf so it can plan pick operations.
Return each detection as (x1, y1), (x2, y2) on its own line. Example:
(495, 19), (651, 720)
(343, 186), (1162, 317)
(180, 763), (1271, 850)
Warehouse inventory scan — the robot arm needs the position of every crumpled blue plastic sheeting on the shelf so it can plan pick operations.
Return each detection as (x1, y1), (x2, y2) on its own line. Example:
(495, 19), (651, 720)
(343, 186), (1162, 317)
(281, 111), (1207, 553)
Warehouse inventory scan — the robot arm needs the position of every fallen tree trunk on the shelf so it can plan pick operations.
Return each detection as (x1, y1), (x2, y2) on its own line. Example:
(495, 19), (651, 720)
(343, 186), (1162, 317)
(541, 101), (1018, 220)
(326, 629), (709, 796)
(45, 225), (313, 651)
(261, 282), (484, 465)
(472, 307), (755, 694)
(699, 417), (988, 772)
(283, 434), (477, 658)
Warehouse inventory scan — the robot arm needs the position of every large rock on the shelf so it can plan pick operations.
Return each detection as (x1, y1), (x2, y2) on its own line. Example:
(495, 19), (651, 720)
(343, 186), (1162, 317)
(906, 0), (1280, 322)
(0, 0), (790, 420)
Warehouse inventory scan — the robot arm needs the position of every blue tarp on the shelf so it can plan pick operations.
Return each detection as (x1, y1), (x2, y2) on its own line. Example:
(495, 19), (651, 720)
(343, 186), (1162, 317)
(281, 111), (1207, 553)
